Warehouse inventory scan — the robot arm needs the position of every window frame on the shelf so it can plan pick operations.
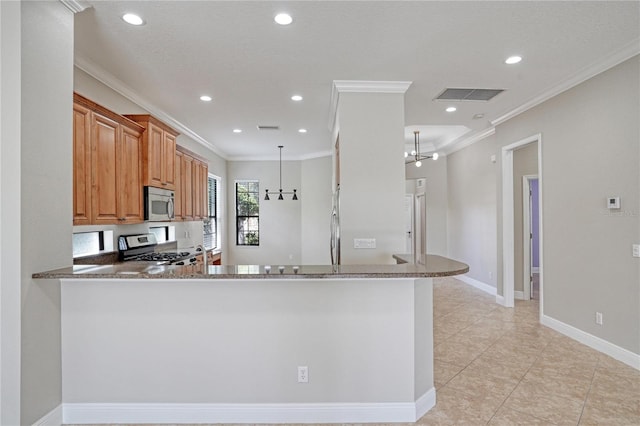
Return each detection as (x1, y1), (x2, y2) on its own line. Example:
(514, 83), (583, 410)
(235, 180), (260, 246)
(204, 174), (220, 250)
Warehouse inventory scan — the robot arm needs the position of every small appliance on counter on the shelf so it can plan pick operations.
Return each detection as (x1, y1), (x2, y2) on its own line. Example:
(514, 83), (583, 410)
(118, 233), (197, 266)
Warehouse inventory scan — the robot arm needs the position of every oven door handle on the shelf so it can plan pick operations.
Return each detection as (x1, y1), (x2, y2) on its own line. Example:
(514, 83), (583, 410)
(167, 197), (175, 220)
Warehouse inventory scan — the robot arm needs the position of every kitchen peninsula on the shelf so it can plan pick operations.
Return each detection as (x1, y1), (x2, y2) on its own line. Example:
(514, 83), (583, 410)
(35, 256), (468, 424)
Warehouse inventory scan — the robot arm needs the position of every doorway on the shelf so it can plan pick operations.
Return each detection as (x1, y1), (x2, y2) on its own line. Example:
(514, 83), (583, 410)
(501, 133), (543, 317)
(522, 175), (540, 300)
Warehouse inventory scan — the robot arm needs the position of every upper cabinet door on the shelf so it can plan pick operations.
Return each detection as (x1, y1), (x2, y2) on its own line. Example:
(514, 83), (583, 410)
(174, 149), (183, 220)
(124, 114), (178, 190)
(73, 102), (92, 225)
(146, 122), (164, 188)
(118, 125), (144, 223)
(91, 113), (120, 225)
(163, 131), (177, 189)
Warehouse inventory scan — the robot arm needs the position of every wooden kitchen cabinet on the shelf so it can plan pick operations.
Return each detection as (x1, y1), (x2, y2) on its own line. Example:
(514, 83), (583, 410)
(193, 159), (209, 219)
(174, 149), (183, 220)
(124, 114), (178, 190)
(193, 160), (204, 219)
(181, 153), (194, 220)
(73, 93), (145, 225)
(175, 146), (209, 221)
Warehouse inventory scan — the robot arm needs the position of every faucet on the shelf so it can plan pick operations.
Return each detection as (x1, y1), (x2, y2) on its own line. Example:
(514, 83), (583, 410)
(196, 244), (207, 273)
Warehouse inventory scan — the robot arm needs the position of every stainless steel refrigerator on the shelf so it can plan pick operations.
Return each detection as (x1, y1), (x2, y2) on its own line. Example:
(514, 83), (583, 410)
(330, 185), (341, 265)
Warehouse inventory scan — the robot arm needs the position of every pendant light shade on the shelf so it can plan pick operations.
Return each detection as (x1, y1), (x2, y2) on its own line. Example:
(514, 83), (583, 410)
(264, 145), (298, 201)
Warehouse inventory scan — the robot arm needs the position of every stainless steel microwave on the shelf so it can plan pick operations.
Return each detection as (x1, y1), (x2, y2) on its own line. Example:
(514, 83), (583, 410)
(144, 186), (175, 221)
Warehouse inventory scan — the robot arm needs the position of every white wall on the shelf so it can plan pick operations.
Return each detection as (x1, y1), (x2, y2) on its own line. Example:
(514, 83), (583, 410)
(0, 2), (22, 424)
(226, 160), (302, 265)
(447, 56), (639, 355)
(61, 278), (431, 413)
(406, 157), (448, 256)
(20, 1), (74, 424)
(447, 136), (499, 288)
(337, 92), (406, 264)
(301, 156), (332, 264)
(495, 56), (639, 354)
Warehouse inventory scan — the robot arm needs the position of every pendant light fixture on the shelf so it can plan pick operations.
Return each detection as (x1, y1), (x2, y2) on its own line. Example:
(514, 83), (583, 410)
(405, 130), (438, 167)
(264, 145), (298, 200)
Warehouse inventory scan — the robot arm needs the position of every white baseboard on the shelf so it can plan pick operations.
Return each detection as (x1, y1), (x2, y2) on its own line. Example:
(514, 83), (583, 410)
(414, 387), (436, 420)
(32, 404), (63, 426)
(541, 314), (640, 371)
(456, 275), (497, 296)
(514, 290), (525, 300)
(63, 390), (436, 424)
(496, 295), (506, 306)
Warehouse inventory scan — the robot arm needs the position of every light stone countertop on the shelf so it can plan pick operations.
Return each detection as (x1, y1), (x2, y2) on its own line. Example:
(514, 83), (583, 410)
(33, 254), (468, 280)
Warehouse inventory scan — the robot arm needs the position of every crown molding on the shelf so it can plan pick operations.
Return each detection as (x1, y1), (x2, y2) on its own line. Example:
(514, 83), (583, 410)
(442, 126), (496, 155)
(228, 150), (331, 162)
(333, 80), (413, 94)
(74, 55), (229, 160)
(491, 38), (640, 127)
(328, 80), (412, 131)
(59, 0), (91, 13)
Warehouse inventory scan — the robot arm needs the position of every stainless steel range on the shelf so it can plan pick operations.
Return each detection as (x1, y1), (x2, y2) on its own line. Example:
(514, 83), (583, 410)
(118, 233), (197, 265)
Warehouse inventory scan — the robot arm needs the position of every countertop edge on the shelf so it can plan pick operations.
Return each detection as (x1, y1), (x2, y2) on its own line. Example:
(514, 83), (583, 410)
(33, 268), (469, 280)
(33, 254), (469, 280)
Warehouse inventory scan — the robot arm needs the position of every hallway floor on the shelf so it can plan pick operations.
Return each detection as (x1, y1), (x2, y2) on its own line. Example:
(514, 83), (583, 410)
(425, 276), (639, 425)
(67, 277), (639, 426)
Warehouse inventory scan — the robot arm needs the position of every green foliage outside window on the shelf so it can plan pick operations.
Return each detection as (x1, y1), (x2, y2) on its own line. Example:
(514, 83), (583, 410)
(236, 181), (259, 245)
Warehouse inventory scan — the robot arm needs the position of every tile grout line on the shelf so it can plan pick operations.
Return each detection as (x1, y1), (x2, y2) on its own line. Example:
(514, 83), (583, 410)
(484, 332), (555, 425)
(576, 355), (600, 425)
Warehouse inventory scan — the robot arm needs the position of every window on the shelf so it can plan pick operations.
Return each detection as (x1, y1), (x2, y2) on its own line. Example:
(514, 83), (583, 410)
(236, 180), (259, 246)
(72, 230), (114, 258)
(204, 175), (219, 249)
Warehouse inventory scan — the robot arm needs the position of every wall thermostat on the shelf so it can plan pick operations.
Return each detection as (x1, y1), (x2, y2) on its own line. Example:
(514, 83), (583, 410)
(607, 197), (620, 209)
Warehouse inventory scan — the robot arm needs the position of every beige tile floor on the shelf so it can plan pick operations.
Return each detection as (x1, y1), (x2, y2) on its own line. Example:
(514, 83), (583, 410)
(68, 277), (639, 426)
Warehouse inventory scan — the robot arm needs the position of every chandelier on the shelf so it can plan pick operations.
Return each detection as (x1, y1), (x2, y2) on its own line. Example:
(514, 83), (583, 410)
(264, 145), (298, 200)
(405, 130), (438, 167)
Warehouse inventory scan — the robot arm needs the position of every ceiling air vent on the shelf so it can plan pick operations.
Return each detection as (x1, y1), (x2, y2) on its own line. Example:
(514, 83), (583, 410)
(435, 88), (504, 102)
(257, 125), (280, 131)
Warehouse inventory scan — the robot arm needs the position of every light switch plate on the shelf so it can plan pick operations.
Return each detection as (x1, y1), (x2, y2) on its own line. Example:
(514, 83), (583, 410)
(633, 244), (640, 258)
(354, 238), (376, 249)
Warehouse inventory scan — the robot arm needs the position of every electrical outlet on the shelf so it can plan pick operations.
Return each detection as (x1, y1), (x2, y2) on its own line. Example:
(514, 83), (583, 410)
(633, 244), (640, 258)
(297, 366), (308, 383)
(595, 312), (603, 325)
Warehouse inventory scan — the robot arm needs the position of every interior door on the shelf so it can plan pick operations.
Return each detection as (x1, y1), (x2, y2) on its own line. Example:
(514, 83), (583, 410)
(404, 195), (414, 254)
(415, 194), (426, 264)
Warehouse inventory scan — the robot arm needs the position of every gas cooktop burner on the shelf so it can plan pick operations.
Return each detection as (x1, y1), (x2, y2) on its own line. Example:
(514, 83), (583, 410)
(133, 251), (191, 262)
(118, 233), (196, 265)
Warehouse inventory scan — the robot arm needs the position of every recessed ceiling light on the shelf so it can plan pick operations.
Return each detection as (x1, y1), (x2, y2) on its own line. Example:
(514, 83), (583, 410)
(473, 113), (485, 120)
(291, 95), (303, 101)
(446, 106), (457, 113)
(200, 95), (212, 102)
(298, 128), (307, 133)
(233, 129), (242, 133)
(122, 13), (144, 26)
(274, 13), (293, 25)
(505, 55), (522, 65)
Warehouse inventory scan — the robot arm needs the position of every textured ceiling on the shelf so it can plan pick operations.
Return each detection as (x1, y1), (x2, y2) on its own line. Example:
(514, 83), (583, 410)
(74, 1), (640, 160)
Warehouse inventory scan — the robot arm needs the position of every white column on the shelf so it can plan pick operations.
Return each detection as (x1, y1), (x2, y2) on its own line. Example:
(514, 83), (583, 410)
(331, 81), (411, 264)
